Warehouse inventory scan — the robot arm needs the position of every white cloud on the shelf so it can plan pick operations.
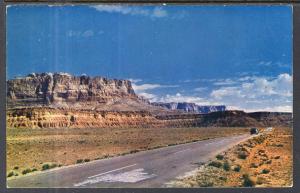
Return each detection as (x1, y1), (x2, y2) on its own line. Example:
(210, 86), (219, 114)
(138, 92), (157, 100)
(82, 30), (94, 37)
(213, 78), (237, 86)
(132, 80), (178, 102)
(135, 91), (217, 106)
(157, 93), (205, 104)
(258, 61), (272, 66)
(193, 87), (207, 92)
(210, 73), (292, 112)
(243, 105), (292, 113)
(90, 5), (168, 18)
(67, 30), (95, 38)
(133, 84), (163, 92)
(211, 87), (243, 100)
(132, 83), (178, 92)
(211, 73), (292, 99)
(238, 76), (257, 82)
(155, 93), (220, 106)
(128, 78), (142, 83)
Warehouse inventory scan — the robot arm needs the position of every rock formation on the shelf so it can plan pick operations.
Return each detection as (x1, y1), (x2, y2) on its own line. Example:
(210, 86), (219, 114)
(6, 73), (292, 129)
(7, 72), (137, 107)
(151, 102), (226, 114)
(6, 108), (292, 129)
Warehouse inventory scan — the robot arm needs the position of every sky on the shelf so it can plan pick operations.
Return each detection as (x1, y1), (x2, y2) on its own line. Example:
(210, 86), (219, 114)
(7, 5), (292, 112)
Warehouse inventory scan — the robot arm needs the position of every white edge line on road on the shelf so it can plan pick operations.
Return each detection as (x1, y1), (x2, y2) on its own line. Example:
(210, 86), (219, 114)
(88, 164), (137, 179)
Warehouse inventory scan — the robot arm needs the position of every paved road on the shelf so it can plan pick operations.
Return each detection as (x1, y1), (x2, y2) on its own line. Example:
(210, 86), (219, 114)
(7, 134), (251, 188)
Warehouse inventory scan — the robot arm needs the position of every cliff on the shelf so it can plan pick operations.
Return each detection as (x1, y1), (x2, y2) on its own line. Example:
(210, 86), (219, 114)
(151, 102), (226, 114)
(7, 73), (137, 108)
(7, 108), (292, 129)
(155, 111), (292, 127)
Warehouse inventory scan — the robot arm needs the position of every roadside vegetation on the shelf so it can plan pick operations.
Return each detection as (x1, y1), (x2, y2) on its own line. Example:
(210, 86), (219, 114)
(168, 127), (292, 187)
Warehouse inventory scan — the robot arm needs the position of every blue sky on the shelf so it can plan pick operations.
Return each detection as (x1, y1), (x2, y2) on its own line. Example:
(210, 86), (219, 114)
(7, 5), (292, 112)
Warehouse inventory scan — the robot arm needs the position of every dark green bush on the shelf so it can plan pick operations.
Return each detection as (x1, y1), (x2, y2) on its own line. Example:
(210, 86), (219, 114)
(208, 161), (222, 168)
(130, 149), (140, 154)
(223, 162), (230, 171)
(42, 163), (57, 170)
(261, 169), (270, 174)
(42, 164), (50, 171)
(219, 176), (227, 181)
(242, 174), (255, 187)
(22, 169), (32, 175)
(76, 159), (83, 164)
(233, 165), (241, 172)
(13, 166), (19, 170)
(7, 171), (14, 177)
(32, 168), (38, 172)
(84, 159), (90, 162)
(216, 154), (224, 160)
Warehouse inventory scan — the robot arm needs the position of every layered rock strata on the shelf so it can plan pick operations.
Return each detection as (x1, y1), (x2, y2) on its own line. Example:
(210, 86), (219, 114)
(7, 72), (137, 108)
(7, 108), (292, 129)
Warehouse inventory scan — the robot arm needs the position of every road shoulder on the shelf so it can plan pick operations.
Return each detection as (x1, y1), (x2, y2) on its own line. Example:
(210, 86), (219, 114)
(166, 127), (293, 187)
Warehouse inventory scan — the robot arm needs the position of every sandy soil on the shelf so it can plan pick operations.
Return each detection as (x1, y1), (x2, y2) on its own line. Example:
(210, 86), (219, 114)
(169, 127), (292, 187)
(6, 126), (248, 178)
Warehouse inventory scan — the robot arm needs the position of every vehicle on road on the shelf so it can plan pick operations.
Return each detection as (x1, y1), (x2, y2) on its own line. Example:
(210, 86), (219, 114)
(250, 127), (259, 135)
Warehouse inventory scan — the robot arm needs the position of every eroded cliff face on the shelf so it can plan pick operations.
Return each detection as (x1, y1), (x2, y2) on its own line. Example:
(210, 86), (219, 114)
(6, 73), (292, 129)
(156, 110), (292, 127)
(151, 102), (226, 114)
(7, 73), (137, 107)
(6, 108), (160, 129)
(6, 107), (200, 129)
(6, 73), (187, 129)
(6, 108), (292, 129)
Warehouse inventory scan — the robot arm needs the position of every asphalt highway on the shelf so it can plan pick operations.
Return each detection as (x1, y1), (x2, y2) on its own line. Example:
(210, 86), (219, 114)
(7, 134), (251, 188)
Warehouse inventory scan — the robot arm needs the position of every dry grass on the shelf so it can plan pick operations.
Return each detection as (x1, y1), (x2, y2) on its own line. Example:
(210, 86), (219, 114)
(7, 126), (248, 177)
(170, 127), (293, 187)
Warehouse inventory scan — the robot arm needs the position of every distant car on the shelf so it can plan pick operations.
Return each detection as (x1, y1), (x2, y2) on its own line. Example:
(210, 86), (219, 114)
(250, 127), (259, 135)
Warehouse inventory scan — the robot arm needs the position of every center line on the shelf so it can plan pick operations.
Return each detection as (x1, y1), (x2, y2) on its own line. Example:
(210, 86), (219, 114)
(88, 164), (137, 179)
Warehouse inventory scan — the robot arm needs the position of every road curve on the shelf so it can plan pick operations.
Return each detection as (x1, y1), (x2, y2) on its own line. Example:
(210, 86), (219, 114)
(7, 134), (251, 188)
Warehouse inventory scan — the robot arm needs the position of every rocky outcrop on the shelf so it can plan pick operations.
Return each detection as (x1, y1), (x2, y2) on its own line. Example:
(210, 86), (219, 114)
(155, 111), (292, 127)
(7, 73), (137, 107)
(248, 112), (293, 127)
(5, 107), (209, 129)
(151, 102), (226, 114)
(7, 108), (292, 129)
(6, 108), (163, 129)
